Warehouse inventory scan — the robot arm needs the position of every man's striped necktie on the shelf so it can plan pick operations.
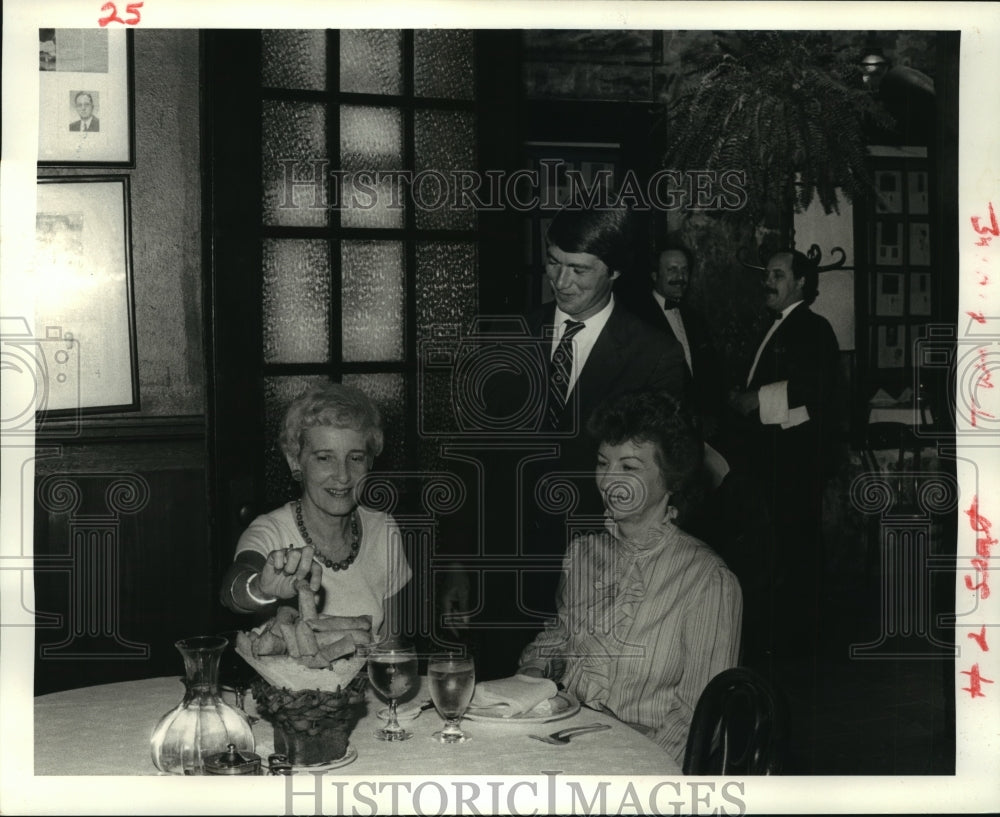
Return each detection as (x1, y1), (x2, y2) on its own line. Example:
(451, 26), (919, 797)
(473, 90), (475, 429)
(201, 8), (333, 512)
(547, 319), (586, 430)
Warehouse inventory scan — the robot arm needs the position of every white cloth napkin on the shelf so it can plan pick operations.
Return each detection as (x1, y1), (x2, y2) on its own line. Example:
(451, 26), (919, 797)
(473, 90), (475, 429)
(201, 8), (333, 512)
(469, 674), (558, 718)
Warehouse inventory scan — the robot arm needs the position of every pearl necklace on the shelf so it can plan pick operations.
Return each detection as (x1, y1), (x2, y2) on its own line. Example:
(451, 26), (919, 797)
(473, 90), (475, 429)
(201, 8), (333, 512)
(294, 499), (360, 571)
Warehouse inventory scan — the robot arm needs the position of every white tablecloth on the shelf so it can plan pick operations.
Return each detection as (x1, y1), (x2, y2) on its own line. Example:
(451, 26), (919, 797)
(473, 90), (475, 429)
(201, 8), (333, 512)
(35, 676), (679, 776)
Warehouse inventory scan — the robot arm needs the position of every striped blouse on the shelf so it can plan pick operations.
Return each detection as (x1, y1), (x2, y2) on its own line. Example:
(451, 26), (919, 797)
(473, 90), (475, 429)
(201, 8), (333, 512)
(518, 519), (742, 764)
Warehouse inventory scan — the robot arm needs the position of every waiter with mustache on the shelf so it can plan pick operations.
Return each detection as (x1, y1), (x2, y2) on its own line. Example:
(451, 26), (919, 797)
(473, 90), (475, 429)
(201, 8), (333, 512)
(726, 249), (840, 660)
(622, 237), (725, 442)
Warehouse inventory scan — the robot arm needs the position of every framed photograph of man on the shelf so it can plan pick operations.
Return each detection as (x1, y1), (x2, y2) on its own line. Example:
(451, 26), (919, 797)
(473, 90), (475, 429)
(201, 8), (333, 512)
(38, 29), (134, 166)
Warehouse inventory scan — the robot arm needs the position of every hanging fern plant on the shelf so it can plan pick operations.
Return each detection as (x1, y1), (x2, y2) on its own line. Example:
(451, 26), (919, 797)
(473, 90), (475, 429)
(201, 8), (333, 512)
(665, 32), (895, 225)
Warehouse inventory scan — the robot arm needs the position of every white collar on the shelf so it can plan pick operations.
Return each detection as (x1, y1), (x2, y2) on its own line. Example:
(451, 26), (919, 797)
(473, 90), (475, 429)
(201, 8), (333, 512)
(650, 290), (681, 312)
(553, 293), (615, 330)
(777, 300), (805, 321)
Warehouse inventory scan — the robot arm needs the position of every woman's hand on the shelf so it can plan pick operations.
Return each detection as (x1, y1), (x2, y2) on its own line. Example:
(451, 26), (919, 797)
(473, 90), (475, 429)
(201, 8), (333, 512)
(258, 545), (320, 599)
(518, 657), (566, 681)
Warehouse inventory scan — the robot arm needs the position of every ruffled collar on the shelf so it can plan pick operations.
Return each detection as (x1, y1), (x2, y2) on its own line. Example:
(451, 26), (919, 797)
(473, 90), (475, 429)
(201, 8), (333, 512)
(602, 515), (679, 557)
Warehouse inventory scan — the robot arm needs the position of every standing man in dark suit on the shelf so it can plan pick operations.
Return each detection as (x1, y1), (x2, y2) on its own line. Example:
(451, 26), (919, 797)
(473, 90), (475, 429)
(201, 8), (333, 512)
(531, 208), (689, 479)
(726, 249), (840, 656)
(443, 206), (688, 677)
(621, 237), (724, 438)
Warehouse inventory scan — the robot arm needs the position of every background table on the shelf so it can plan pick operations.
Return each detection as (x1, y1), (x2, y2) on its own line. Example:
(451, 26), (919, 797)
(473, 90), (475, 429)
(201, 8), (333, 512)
(35, 676), (679, 776)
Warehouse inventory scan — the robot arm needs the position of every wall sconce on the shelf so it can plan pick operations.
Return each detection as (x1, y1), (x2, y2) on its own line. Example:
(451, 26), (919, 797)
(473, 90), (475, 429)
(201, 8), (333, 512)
(860, 53), (890, 91)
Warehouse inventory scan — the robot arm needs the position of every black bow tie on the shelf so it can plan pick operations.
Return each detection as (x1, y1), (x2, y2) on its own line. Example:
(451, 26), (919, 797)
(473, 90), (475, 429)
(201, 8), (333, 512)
(767, 309), (783, 323)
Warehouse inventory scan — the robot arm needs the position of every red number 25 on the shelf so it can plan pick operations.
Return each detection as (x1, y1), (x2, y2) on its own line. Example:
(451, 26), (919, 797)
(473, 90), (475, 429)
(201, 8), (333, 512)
(99, 1), (143, 26)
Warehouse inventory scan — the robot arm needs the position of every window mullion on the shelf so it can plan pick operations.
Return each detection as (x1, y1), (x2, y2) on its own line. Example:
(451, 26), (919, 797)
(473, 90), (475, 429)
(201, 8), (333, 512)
(328, 29), (344, 378)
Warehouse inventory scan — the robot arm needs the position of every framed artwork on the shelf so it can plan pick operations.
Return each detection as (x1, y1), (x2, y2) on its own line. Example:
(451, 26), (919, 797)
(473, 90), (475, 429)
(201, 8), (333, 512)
(876, 221), (903, 266)
(909, 222), (932, 265)
(875, 272), (904, 316)
(910, 272), (932, 315)
(874, 324), (906, 370)
(874, 170), (902, 213)
(38, 29), (135, 166)
(907, 170), (929, 214)
(34, 176), (140, 414)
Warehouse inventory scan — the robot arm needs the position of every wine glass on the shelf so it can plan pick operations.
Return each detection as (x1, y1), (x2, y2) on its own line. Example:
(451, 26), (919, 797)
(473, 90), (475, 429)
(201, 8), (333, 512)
(428, 655), (475, 744)
(367, 639), (418, 741)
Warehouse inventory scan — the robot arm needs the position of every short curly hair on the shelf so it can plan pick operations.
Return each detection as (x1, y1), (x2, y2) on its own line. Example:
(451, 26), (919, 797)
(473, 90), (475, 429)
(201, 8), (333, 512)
(280, 383), (384, 463)
(587, 389), (703, 518)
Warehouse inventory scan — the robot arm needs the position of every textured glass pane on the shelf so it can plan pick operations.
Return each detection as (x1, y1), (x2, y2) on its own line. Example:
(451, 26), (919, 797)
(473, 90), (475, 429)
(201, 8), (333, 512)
(263, 375), (329, 508)
(340, 30), (402, 95)
(342, 241), (404, 362)
(341, 105), (404, 228)
(262, 239), (331, 364)
(416, 243), (477, 472)
(342, 373), (407, 471)
(414, 30), (473, 99)
(262, 100), (328, 227)
(262, 30), (326, 91)
(416, 242), (477, 342)
(414, 110), (475, 230)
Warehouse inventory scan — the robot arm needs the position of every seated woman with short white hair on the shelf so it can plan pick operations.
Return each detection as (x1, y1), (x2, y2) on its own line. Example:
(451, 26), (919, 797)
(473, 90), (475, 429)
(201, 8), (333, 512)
(220, 383), (411, 643)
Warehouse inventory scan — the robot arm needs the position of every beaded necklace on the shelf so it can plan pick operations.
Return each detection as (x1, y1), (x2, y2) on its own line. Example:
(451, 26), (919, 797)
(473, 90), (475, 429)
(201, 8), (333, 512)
(294, 499), (360, 571)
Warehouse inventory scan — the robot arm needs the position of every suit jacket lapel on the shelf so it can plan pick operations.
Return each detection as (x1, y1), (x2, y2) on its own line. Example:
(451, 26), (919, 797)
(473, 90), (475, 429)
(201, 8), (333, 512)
(750, 305), (804, 389)
(574, 305), (627, 422)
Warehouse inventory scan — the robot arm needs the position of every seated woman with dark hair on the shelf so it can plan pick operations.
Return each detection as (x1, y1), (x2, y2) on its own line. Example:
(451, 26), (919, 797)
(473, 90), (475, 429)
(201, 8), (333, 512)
(518, 389), (742, 764)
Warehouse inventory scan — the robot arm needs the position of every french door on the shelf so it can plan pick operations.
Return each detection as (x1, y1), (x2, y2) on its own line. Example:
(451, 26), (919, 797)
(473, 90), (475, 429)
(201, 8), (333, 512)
(203, 29), (523, 624)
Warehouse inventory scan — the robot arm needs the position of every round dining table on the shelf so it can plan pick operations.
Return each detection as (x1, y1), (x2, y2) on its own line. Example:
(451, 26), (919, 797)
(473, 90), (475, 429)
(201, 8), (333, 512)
(34, 675), (681, 776)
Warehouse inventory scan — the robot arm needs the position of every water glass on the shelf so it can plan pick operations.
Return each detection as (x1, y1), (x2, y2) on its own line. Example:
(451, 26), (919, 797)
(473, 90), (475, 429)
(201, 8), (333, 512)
(367, 640), (418, 741)
(428, 655), (475, 744)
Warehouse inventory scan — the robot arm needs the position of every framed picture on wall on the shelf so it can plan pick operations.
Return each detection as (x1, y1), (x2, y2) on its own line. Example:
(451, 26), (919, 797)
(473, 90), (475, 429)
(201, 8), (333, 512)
(874, 324), (907, 369)
(909, 222), (932, 265)
(874, 170), (903, 213)
(876, 221), (903, 265)
(907, 170), (929, 214)
(875, 272), (904, 316)
(38, 29), (135, 166)
(910, 272), (932, 315)
(34, 176), (139, 414)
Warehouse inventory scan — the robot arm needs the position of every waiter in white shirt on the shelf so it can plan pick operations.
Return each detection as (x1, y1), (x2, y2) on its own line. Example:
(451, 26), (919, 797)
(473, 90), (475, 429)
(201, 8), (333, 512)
(726, 249), (840, 655)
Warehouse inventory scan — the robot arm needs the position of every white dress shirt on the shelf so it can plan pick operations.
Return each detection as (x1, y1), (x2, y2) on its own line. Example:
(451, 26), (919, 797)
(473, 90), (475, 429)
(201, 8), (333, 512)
(651, 290), (693, 375)
(746, 300), (809, 429)
(551, 296), (615, 396)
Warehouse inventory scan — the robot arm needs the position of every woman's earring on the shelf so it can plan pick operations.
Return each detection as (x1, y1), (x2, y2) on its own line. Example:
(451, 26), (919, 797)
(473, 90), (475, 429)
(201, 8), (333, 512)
(291, 469), (302, 482)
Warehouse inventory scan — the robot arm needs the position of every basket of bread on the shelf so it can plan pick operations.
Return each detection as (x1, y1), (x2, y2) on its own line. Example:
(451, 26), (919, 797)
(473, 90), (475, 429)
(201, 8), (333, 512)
(236, 579), (372, 765)
(235, 579), (371, 692)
